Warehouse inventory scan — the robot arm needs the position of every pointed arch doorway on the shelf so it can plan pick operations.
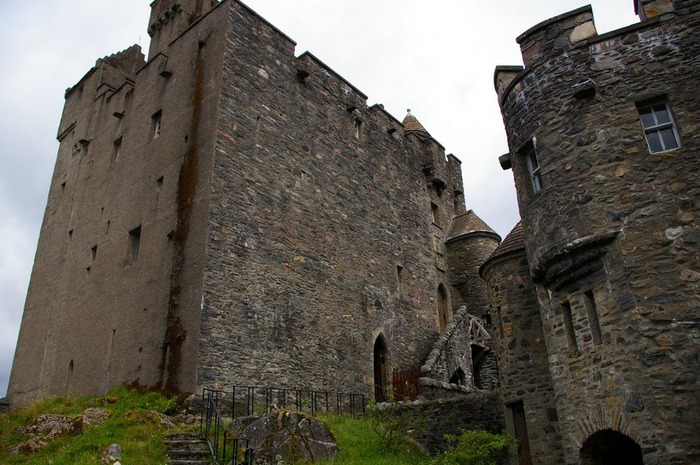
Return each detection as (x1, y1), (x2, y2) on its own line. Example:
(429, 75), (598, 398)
(373, 335), (388, 402)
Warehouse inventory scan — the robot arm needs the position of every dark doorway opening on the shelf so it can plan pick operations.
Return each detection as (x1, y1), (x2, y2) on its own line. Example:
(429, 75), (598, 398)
(449, 367), (466, 385)
(580, 429), (644, 465)
(507, 400), (532, 465)
(373, 335), (388, 402)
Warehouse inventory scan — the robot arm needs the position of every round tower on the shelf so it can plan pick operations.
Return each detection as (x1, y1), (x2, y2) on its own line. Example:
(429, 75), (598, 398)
(494, 4), (699, 464)
(480, 222), (563, 464)
(445, 210), (500, 389)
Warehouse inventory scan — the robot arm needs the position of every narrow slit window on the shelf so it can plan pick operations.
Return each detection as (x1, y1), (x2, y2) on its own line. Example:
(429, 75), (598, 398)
(397, 265), (405, 299)
(151, 110), (162, 140)
(524, 143), (542, 193)
(561, 301), (578, 353)
(111, 137), (122, 165)
(584, 291), (603, 346)
(637, 100), (680, 153)
(431, 202), (439, 225)
(128, 226), (142, 263)
(354, 117), (363, 140)
(91, 245), (97, 262)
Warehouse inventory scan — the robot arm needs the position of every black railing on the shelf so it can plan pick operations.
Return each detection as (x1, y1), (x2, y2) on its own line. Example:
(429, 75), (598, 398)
(201, 386), (366, 423)
(230, 386), (366, 420)
(200, 389), (253, 465)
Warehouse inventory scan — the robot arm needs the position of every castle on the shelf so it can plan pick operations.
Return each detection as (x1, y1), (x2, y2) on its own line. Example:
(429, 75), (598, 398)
(7, 0), (699, 464)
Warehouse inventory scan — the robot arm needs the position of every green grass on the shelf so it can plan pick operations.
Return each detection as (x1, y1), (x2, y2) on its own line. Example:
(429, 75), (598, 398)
(0, 386), (180, 465)
(1, 389), (437, 465)
(318, 414), (430, 465)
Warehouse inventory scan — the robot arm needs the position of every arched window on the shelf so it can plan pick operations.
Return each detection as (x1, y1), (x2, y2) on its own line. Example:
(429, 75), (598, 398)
(373, 335), (388, 402)
(437, 284), (448, 331)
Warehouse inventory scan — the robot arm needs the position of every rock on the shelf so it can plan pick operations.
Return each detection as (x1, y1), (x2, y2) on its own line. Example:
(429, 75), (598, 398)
(82, 407), (110, 426)
(12, 407), (110, 455)
(15, 414), (83, 439)
(230, 411), (338, 464)
(101, 443), (123, 464)
(147, 409), (176, 428)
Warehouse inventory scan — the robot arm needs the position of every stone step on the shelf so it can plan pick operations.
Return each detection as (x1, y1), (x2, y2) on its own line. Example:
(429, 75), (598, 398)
(165, 432), (212, 465)
(164, 439), (209, 450)
(167, 449), (211, 460)
(168, 460), (211, 465)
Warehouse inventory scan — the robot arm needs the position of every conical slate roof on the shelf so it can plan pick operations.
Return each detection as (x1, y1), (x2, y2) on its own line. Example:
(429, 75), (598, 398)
(479, 221), (526, 277)
(446, 210), (499, 242)
(402, 109), (432, 139)
(487, 221), (525, 261)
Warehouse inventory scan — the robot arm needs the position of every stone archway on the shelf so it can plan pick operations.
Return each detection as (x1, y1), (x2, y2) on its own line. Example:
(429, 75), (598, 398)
(580, 429), (643, 465)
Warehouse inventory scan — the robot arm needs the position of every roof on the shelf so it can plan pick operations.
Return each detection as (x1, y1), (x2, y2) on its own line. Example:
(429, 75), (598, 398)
(446, 210), (500, 242)
(486, 221), (526, 261)
(479, 221), (527, 278)
(402, 110), (432, 139)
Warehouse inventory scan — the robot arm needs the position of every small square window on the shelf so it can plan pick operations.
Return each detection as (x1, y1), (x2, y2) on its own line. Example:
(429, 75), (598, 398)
(637, 100), (680, 153)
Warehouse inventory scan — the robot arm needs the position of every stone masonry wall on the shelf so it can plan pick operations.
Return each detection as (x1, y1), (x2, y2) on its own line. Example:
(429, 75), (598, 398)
(8, 4), (230, 405)
(198, 0), (467, 396)
(482, 250), (564, 463)
(496, 3), (700, 463)
(391, 392), (505, 454)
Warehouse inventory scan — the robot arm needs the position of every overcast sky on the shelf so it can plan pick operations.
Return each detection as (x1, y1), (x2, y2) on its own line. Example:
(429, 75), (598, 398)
(0, 0), (638, 397)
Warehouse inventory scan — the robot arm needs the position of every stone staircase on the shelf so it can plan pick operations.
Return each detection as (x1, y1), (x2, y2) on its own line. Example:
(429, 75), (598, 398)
(165, 432), (211, 465)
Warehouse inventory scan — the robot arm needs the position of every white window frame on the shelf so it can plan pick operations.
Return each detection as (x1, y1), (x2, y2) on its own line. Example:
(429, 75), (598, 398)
(524, 144), (542, 193)
(637, 101), (680, 154)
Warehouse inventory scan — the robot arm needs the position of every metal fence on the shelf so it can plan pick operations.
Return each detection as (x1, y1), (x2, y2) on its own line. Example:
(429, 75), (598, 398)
(203, 386), (367, 422)
(200, 389), (254, 465)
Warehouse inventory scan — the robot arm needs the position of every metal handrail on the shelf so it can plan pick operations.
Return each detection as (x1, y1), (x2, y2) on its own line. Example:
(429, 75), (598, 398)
(200, 389), (252, 465)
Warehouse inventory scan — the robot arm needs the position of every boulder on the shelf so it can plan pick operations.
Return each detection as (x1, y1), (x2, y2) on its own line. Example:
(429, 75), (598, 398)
(230, 411), (338, 464)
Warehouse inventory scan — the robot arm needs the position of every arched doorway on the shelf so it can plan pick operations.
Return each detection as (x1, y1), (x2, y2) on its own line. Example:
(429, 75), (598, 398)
(437, 284), (448, 331)
(580, 429), (643, 465)
(373, 335), (388, 402)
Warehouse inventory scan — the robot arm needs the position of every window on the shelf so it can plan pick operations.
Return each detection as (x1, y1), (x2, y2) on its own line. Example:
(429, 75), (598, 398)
(431, 202), (439, 224)
(354, 117), (363, 140)
(584, 291), (602, 346)
(561, 301), (578, 353)
(112, 137), (122, 165)
(637, 100), (680, 153)
(151, 110), (162, 140)
(396, 265), (405, 299)
(127, 226), (141, 263)
(524, 143), (542, 193)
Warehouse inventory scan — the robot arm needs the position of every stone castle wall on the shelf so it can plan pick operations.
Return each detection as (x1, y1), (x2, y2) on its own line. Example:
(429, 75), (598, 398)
(495, 2), (700, 463)
(8, 0), (480, 406)
(197, 0), (466, 394)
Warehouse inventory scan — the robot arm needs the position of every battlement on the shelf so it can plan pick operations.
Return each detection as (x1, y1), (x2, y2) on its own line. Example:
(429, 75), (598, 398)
(517, 5), (597, 69)
(493, 1), (682, 106)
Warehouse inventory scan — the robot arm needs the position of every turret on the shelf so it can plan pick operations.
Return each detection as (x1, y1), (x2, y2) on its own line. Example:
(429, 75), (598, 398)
(147, 0), (219, 60)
